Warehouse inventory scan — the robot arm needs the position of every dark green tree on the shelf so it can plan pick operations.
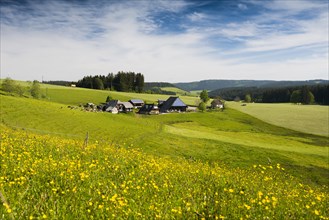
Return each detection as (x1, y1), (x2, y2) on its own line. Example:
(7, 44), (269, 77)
(301, 86), (314, 104)
(135, 73), (144, 93)
(200, 90), (210, 103)
(290, 90), (302, 103)
(93, 77), (104, 90)
(106, 73), (114, 90)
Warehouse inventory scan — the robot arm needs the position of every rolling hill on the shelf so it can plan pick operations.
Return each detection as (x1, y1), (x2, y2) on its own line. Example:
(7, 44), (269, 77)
(1, 81), (328, 219)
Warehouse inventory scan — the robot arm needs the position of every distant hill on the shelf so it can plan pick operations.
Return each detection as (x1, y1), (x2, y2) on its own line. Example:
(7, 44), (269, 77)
(174, 79), (329, 91)
(144, 82), (190, 95)
(144, 82), (177, 90)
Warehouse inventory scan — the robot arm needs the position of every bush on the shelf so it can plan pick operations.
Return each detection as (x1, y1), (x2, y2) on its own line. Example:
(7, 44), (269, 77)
(30, 80), (41, 98)
(198, 102), (206, 112)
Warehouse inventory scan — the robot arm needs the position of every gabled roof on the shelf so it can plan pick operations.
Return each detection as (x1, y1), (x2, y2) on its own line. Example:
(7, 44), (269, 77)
(105, 100), (119, 107)
(119, 101), (134, 109)
(138, 104), (158, 113)
(211, 99), (223, 105)
(160, 96), (187, 112)
(104, 100), (119, 111)
(129, 99), (144, 104)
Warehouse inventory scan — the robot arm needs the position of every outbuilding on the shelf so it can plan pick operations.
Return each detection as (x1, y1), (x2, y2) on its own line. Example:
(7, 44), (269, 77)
(138, 104), (159, 115)
(211, 99), (224, 109)
(129, 99), (144, 108)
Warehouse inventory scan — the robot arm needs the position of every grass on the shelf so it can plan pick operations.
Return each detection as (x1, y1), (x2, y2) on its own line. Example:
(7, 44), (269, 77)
(160, 87), (191, 95)
(1, 94), (328, 187)
(1, 126), (328, 219)
(227, 102), (329, 137)
(1, 82), (329, 218)
(41, 85), (199, 106)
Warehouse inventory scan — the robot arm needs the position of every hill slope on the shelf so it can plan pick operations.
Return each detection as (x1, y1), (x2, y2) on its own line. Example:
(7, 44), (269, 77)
(2, 125), (328, 219)
(1, 93), (328, 186)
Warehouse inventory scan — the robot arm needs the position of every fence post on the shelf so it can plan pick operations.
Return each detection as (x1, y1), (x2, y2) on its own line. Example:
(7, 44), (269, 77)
(83, 132), (89, 149)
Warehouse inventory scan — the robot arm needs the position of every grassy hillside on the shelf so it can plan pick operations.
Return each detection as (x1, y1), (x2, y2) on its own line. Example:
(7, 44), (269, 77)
(1, 94), (328, 187)
(1, 83), (329, 218)
(160, 87), (190, 96)
(1, 126), (328, 219)
(228, 102), (329, 137)
(40, 85), (199, 106)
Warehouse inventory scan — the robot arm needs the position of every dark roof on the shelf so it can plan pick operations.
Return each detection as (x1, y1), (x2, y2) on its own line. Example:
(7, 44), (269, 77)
(138, 104), (156, 113)
(103, 100), (119, 111)
(160, 97), (187, 112)
(211, 99), (223, 105)
(129, 99), (144, 104)
(105, 100), (118, 107)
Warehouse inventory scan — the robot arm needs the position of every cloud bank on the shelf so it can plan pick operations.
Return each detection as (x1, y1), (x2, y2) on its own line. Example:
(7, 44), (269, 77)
(1, 0), (328, 82)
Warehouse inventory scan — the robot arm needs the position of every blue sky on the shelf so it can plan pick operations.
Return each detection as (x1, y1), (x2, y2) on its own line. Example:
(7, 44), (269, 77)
(1, 0), (328, 82)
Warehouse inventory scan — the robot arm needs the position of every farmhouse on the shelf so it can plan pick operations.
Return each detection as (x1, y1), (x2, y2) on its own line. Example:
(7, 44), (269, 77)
(102, 100), (133, 113)
(129, 99), (144, 108)
(160, 96), (187, 113)
(118, 101), (134, 112)
(211, 99), (224, 109)
(138, 104), (159, 115)
(103, 100), (119, 114)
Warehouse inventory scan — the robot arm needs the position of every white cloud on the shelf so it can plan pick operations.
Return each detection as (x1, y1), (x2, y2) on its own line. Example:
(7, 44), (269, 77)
(0, 0), (328, 82)
(187, 12), (206, 22)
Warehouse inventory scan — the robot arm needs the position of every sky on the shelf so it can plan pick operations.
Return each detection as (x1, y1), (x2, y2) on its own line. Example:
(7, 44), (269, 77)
(0, 0), (328, 83)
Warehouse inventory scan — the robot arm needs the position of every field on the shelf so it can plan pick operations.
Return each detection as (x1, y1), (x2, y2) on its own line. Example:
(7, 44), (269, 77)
(160, 87), (191, 96)
(1, 83), (329, 219)
(42, 85), (199, 106)
(228, 102), (329, 137)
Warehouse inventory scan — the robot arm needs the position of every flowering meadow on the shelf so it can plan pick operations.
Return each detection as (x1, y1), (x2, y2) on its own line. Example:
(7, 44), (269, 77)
(1, 126), (328, 219)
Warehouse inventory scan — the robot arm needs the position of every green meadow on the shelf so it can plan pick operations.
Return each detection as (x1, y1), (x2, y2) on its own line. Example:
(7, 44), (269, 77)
(42, 85), (199, 106)
(160, 87), (191, 96)
(1, 83), (328, 219)
(228, 102), (329, 137)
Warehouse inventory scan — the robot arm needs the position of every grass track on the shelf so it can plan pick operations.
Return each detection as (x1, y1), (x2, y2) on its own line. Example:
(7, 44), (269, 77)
(164, 123), (328, 157)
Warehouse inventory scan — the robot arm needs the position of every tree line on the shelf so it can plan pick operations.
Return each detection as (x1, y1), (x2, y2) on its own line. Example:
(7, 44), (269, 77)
(76, 72), (144, 92)
(209, 84), (329, 105)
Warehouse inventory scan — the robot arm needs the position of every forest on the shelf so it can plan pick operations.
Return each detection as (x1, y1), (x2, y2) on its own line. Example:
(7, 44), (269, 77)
(209, 84), (329, 105)
(76, 72), (144, 92)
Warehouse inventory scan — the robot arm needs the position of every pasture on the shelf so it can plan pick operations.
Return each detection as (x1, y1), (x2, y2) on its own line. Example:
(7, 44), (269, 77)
(0, 83), (329, 219)
(160, 87), (191, 96)
(41, 85), (199, 106)
(228, 102), (329, 137)
(1, 126), (328, 219)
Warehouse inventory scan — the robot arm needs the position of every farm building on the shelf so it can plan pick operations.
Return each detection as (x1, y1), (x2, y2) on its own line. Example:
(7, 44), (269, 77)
(129, 99), (144, 108)
(118, 101), (134, 112)
(138, 104), (159, 115)
(160, 97), (187, 113)
(211, 99), (224, 109)
(103, 100), (119, 114)
(102, 100), (133, 113)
